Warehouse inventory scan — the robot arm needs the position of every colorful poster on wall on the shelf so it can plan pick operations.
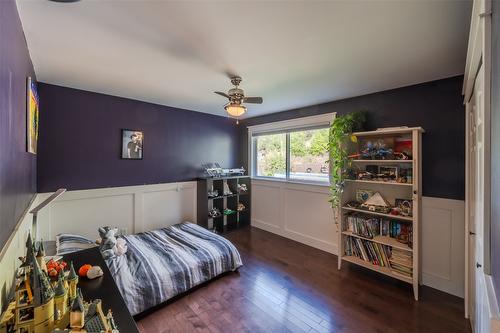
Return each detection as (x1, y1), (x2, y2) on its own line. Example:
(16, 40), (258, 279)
(26, 77), (39, 154)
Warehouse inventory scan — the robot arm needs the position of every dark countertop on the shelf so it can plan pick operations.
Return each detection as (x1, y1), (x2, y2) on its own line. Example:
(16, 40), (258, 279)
(63, 247), (139, 333)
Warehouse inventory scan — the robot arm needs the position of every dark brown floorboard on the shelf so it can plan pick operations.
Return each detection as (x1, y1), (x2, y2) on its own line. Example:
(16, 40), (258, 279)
(137, 226), (470, 333)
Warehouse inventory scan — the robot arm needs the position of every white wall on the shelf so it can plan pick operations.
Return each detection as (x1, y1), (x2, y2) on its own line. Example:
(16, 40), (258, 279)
(251, 179), (465, 298)
(36, 181), (197, 241)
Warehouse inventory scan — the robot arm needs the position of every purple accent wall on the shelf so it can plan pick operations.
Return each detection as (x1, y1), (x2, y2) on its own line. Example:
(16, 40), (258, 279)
(37, 84), (239, 192)
(239, 76), (465, 200)
(0, 0), (37, 249)
(490, 0), (500, 304)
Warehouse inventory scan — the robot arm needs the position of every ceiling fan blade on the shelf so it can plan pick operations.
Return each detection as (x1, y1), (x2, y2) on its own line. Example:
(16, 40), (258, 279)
(214, 91), (230, 98)
(243, 97), (263, 104)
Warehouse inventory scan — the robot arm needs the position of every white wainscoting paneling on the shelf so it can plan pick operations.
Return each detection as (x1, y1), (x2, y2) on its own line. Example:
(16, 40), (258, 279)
(36, 182), (197, 241)
(421, 196), (465, 297)
(0, 195), (39, 311)
(251, 179), (336, 254)
(251, 179), (465, 297)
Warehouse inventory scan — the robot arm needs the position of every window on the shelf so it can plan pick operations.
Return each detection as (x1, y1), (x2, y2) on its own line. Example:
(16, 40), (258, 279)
(289, 128), (329, 183)
(250, 116), (332, 185)
(254, 133), (286, 178)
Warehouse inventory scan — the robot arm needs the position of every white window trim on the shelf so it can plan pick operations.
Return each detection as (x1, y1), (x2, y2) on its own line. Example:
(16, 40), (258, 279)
(247, 113), (336, 186)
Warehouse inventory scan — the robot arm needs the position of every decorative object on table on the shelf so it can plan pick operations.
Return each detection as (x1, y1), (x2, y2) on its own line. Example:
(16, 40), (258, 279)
(0, 233), (119, 333)
(355, 189), (374, 203)
(328, 111), (366, 209)
(26, 77), (39, 154)
(121, 129), (143, 160)
(86, 266), (104, 280)
(207, 185), (219, 198)
(378, 166), (398, 181)
(395, 199), (413, 217)
(79, 264), (93, 278)
(223, 208), (236, 215)
(237, 183), (248, 193)
(237, 203), (246, 211)
(223, 183), (233, 196)
(360, 192), (391, 213)
(208, 207), (221, 218)
(46, 258), (68, 279)
(97, 227), (127, 259)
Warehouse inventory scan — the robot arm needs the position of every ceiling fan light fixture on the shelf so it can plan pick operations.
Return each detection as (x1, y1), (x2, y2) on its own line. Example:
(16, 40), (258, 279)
(225, 103), (246, 117)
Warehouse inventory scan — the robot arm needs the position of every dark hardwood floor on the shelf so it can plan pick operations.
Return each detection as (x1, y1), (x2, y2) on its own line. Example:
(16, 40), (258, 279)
(136, 226), (470, 333)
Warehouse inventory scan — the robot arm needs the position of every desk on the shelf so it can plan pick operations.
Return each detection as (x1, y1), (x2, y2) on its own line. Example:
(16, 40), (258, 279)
(62, 247), (139, 333)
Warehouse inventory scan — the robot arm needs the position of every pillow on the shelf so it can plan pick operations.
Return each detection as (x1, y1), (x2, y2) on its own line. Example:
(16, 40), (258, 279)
(56, 233), (97, 255)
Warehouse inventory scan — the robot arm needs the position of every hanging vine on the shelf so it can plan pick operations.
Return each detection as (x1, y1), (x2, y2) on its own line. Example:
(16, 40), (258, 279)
(328, 111), (366, 208)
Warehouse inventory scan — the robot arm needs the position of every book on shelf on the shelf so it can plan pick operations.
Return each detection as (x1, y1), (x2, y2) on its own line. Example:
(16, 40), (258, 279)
(345, 213), (413, 248)
(344, 236), (413, 277)
(344, 236), (391, 267)
(344, 213), (380, 239)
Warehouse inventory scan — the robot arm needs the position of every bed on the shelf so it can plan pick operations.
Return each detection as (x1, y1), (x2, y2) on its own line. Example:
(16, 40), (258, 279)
(102, 222), (242, 315)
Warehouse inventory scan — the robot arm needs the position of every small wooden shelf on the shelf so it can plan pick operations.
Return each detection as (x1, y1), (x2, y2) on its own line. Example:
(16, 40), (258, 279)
(345, 179), (412, 187)
(341, 206), (414, 222)
(342, 255), (413, 284)
(341, 231), (412, 252)
(350, 159), (413, 164)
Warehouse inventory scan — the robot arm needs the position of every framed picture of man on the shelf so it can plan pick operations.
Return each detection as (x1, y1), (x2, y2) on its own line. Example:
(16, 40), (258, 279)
(121, 129), (143, 159)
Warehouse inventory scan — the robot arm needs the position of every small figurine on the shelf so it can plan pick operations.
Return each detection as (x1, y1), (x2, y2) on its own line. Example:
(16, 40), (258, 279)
(208, 207), (221, 218)
(223, 183), (233, 196)
(87, 266), (104, 280)
(237, 184), (248, 193)
(237, 203), (246, 211)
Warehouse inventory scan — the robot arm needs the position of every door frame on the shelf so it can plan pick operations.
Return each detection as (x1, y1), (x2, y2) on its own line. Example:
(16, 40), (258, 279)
(463, 0), (492, 321)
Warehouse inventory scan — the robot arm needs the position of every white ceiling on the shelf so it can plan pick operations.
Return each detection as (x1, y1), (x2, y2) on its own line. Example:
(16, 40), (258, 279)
(16, 0), (471, 118)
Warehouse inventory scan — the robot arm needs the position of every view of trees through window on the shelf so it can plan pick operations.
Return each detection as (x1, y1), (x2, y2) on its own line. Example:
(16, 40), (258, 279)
(254, 127), (329, 183)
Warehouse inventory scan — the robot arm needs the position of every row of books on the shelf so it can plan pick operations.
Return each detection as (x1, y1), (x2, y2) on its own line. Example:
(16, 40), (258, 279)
(381, 219), (412, 238)
(344, 214), (380, 239)
(389, 248), (413, 277)
(344, 236), (392, 267)
(344, 236), (413, 277)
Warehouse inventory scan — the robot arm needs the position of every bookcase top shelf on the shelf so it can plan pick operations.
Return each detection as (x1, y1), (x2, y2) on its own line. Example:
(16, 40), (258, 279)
(341, 231), (413, 252)
(352, 127), (425, 137)
(341, 206), (414, 222)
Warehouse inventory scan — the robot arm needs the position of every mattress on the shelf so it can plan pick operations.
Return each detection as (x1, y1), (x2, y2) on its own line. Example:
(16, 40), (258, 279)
(105, 222), (242, 315)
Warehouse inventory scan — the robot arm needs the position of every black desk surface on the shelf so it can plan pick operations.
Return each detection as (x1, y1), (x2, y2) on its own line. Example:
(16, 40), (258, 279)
(62, 247), (139, 333)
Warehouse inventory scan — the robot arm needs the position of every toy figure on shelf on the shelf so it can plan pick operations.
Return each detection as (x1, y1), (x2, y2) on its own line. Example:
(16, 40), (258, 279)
(349, 139), (394, 160)
(237, 184), (248, 193)
(208, 207), (221, 218)
(0, 234), (119, 333)
(207, 185), (219, 198)
(237, 203), (246, 211)
(223, 183), (233, 196)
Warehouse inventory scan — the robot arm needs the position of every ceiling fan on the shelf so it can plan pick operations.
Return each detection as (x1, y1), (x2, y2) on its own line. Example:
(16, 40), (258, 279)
(214, 76), (263, 123)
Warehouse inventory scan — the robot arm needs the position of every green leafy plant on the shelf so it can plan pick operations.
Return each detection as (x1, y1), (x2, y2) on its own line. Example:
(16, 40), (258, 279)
(328, 111), (366, 208)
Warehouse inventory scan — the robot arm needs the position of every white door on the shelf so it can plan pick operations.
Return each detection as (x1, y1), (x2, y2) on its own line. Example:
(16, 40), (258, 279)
(468, 64), (486, 333)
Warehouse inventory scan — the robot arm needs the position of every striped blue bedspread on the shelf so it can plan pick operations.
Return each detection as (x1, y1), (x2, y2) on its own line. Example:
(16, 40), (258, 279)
(105, 222), (242, 315)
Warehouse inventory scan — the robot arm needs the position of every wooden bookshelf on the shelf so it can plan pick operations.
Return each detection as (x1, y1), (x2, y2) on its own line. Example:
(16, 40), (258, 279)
(338, 126), (423, 300)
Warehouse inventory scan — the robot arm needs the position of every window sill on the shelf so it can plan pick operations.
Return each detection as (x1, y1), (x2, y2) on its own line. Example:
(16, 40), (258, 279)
(251, 177), (330, 188)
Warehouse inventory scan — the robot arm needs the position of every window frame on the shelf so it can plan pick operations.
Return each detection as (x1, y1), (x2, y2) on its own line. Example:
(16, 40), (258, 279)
(248, 113), (335, 186)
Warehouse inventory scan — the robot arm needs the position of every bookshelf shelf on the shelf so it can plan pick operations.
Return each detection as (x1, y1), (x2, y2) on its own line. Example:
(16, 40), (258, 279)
(338, 127), (423, 300)
(341, 206), (413, 222)
(341, 231), (413, 252)
(345, 179), (413, 187)
(342, 255), (413, 284)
